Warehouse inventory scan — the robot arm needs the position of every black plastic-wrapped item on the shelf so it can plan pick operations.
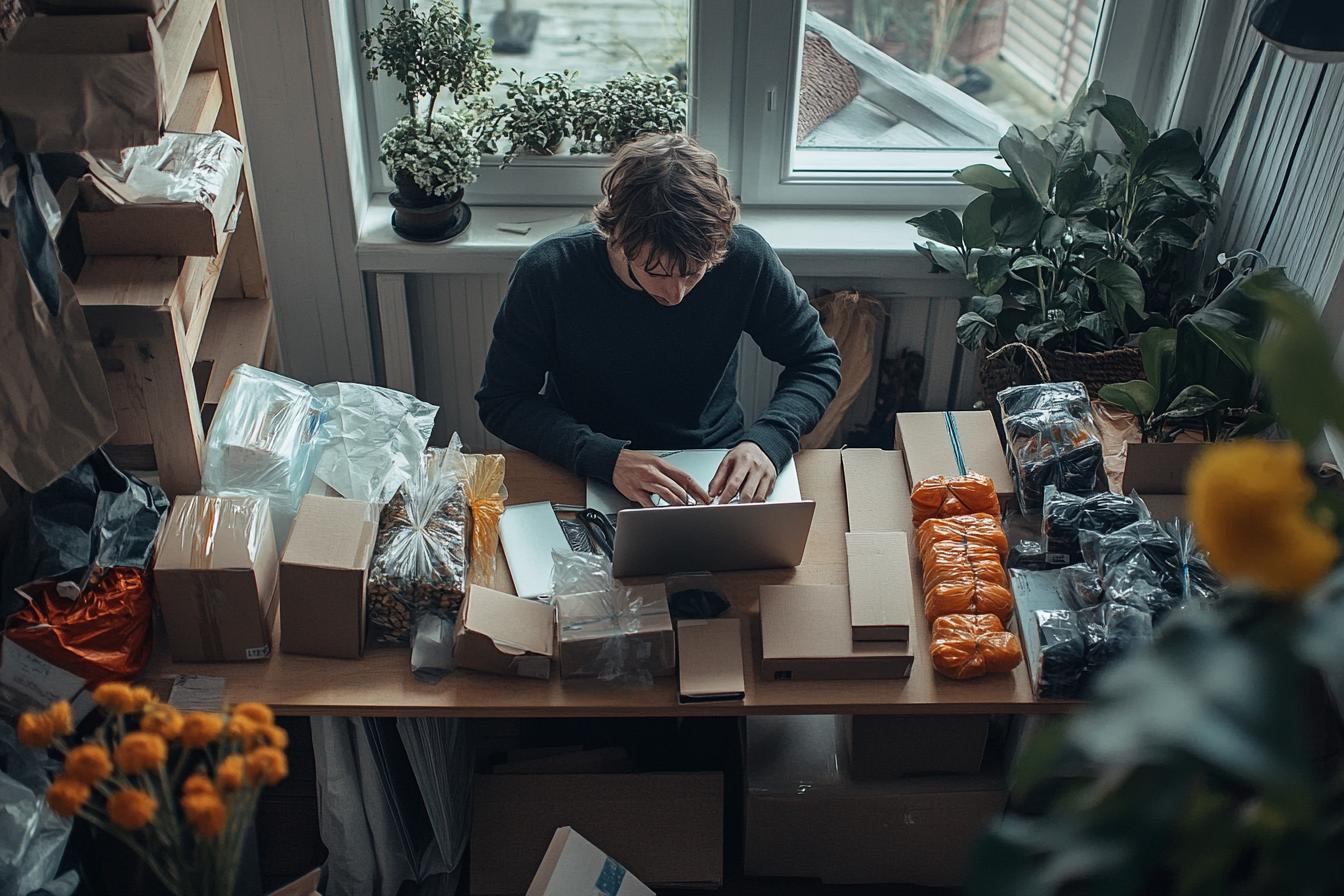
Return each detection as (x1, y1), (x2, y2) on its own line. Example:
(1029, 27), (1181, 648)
(1076, 601), (1153, 691)
(1170, 518), (1222, 607)
(1035, 609), (1086, 699)
(997, 382), (1105, 515)
(1059, 563), (1105, 610)
(1080, 519), (1184, 614)
(1007, 540), (1069, 570)
(1041, 485), (1145, 562)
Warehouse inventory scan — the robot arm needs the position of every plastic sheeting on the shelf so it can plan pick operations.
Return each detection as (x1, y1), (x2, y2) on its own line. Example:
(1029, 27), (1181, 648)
(85, 131), (243, 210)
(0, 721), (76, 896)
(998, 382), (1104, 514)
(311, 382), (437, 506)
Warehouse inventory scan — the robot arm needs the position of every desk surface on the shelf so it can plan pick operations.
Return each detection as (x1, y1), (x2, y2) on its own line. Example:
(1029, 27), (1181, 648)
(141, 450), (1080, 716)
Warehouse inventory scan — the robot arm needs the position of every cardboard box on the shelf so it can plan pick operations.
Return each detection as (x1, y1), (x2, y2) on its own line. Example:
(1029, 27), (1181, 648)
(760, 584), (913, 680)
(78, 178), (242, 257)
(676, 618), (745, 702)
(743, 714), (1005, 887)
(895, 411), (1014, 503)
(527, 827), (654, 896)
(841, 447), (912, 533)
(555, 586), (675, 679)
(153, 495), (278, 662)
(845, 531), (914, 641)
(471, 773), (723, 894)
(0, 14), (165, 153)
(1119, 441), (1208, 494)
(454, 585), (555, 679)
(847, 714), (990, 779)
(279, 495), (378, 659)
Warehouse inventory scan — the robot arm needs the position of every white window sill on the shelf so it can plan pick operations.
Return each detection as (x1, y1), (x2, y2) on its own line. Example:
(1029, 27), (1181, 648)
(356, 193), (961, 282)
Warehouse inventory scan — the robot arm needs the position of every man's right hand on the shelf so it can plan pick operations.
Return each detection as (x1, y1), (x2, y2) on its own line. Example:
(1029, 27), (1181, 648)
(612, 449), (713, 508)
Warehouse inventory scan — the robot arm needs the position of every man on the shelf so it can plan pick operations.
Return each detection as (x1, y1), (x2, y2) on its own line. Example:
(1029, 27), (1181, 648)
(475, 133), (841, 506)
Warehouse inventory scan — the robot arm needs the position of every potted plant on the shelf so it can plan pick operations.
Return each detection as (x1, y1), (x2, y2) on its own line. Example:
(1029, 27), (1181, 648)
(361, 0), (500, 241)
(493, 69), (578, 166)
(570, 72), (687, 154)
(908, 80), (1219, 403)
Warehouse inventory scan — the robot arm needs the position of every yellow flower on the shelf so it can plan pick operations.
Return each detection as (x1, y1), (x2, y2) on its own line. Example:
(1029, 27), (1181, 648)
(182, 773), (216, 797)
(179, 712), (224, 750)
(17, 712), (55, 750)
(231, 703), (274, 727)
(245, 747), (288, 787)
(64, 744), (113, 785)
(225, 715), (258, 743)
(46, 701), (74, 737)
(1188, 440), (1340, 596)
(140, 704), (184, 740)
(92, 683), (137, 714)
(45, 776), (90, 818)
(114, 732), (168, 775)
(129, 686), (155, 710)
(216, 755), (245, 793)
(181, 792), (227, 838)
(107, 788), (158, 830)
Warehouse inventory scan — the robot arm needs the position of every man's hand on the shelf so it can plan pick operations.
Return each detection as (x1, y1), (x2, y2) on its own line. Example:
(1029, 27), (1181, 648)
(613, 449), (713, 508)
(709, 441), (776, 504)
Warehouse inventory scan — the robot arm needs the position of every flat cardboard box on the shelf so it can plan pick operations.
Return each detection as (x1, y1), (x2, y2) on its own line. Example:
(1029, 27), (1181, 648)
(676, 618), (745, 702)
(279, 495), (378, 659)
(841, 448), (912, 532)
(847, 714), (990, 779)
(0, 14), (165, 154)
(895, 411), (1014, 503)
(760, 584), (913, 680)
(846, 531), (914, 641)
(454, 585), (555, 679)
(153, 496), (278, 662)
(78, 179), (241, 257)
(555, 586), (675, 679)
(527, 827), (654, 896)
(472, 773), (723, 894)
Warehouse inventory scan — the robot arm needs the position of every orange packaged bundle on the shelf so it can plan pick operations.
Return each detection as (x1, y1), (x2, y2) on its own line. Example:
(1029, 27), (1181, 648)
(910, 473), (1001, 525)
(919, 540), (1015, 622)
(914, 513), (1009, 560)
(929, 613), (1023, 680)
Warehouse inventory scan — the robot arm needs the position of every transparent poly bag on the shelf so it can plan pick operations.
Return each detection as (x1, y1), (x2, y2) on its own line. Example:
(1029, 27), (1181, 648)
(85, 131), (243, 209)
(367, 437), (470, 645)
(1076, 601), (1154, 690)
(998, 382), (1104, 514)
(1034, 609), (1087, 699)
(0, 720), (72, 896)
(551, 551), (672, 685)
(311, 382), (438, 505)
(1059, 563), (1105, 610)
(1080, 518), (1204, 616)
(462, 452), (507, 590)
(1041, 485), (1145, 562)
(917, 516), (1015, 623)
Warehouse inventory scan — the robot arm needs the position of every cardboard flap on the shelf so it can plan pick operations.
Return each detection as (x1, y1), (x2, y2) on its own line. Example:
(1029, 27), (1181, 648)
(464, 585), (555, 657)
(845, 532), (913, 640)
(283, 495), (379, 569)
(677, 618), (745, 701)
(1120, 441), (1208, 494)
(841, 448), (912, 532)
(896, 411), (1013, 495)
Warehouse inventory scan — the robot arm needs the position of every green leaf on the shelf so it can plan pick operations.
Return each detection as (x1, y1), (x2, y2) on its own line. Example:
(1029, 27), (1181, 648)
(1079, 311), (1115, 346)
(999, 126), (1054, 209)
(1158, 384), (1224, 419)
(1064, 79), (1108, 126)
(928, 242), (968, 276)
(954, 164), (1016, 191)
(1039, 215), (1067, 249)
(1140, 218), (1200, 250)
(1138, 327), (1177, 406)
(1155, 173), (1214, 208)
(1100, 379), (1159, 416)
(1094, 258), (1146, 331)
(1100, 94), (1150, 158)
(1191, 323), (1258, 375)
(990, 190), (1045, 249)
(1133, 128), (1205, 181)
(1226, 411), (1277, 439)
(975, 254), (1010, 296)
(971, 294), (1003, 319)
(956, 312), (995, 350)
(1011, 254), (1055, 271)
(962, 193), (996, 250)
(906, 209), (964, 249)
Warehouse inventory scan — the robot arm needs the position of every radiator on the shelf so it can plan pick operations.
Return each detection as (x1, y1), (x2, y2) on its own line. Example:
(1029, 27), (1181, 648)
(403, 272), (975, 452)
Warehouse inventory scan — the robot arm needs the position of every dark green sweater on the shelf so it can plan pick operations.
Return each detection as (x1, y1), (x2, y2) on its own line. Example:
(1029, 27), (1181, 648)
(475, 224), (841, 480)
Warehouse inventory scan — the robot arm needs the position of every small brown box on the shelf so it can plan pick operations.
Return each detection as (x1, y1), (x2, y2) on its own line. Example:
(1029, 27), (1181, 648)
(841, 448), (913, 533)
(279, 495), (378, 659)
(760, 584), (913, 680)
(845, 531), (914, 641)
(453, 585), (555, 679)
(676, 618), (745, 702)
(153, 495), (278, 662)
(555, 585), (675, 679)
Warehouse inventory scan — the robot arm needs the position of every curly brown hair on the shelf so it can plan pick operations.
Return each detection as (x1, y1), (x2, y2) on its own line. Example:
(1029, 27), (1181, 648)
(593, 133), (739, 275)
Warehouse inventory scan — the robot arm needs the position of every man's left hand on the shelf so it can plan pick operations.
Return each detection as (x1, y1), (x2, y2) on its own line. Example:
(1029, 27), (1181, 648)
(709, 441), (776, 504)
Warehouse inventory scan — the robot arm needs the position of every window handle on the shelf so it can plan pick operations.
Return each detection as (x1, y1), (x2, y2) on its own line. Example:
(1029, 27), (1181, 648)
(767, 89), (776, 112)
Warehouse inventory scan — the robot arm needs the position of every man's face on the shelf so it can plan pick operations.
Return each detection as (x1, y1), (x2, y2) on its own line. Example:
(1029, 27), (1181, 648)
(627, 248), (712, 307)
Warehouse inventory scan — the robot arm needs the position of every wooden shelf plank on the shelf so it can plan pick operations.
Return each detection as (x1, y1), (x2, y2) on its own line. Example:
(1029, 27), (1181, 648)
(195, 296), (272, 405)
(159, 0), (216, 121)
(77, 256), (182, 308)
(167, 69), (223, 133)
(179, 230), (234, 360)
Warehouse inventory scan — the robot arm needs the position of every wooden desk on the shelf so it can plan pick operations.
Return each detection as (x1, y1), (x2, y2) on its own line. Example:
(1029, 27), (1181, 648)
(141, 450), (1079, 716)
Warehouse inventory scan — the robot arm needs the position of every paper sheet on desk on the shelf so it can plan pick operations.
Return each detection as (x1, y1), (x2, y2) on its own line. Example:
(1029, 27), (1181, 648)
(586, 450), (802, 514)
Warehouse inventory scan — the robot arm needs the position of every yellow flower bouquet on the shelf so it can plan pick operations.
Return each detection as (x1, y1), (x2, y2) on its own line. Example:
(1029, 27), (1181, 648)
(17, 683), (288, 896)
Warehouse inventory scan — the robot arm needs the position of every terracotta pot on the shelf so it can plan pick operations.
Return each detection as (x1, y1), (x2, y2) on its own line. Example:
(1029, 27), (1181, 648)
(388, 184), (469, 242)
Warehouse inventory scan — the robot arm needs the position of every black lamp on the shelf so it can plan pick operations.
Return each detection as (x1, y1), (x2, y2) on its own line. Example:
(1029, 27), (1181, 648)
(1250, 0), (1344, 62)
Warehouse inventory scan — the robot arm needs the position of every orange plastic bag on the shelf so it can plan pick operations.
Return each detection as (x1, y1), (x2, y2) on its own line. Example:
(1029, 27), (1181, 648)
(462, 451), (508, 589)
(919, 539), (1008, 587)
(930, 613), (1023, 680)
(910, 473), (1001, 525)
(915, 513), (1009, 560)
(6, 567), (153, 684)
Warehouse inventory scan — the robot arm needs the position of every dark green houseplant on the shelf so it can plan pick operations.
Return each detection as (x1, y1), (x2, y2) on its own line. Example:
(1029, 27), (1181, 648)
(570, 72), (687, 155)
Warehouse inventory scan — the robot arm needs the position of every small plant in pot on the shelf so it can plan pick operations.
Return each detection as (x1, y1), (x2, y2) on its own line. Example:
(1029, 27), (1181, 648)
(570, 72), (687, 154)
(908, 80), (1218, 402)
(362, 0), (500, 241)
(494, 69), (578, 167)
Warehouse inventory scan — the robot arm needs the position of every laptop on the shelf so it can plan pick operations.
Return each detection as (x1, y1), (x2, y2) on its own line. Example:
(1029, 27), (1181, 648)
(587, 450), (815, 579)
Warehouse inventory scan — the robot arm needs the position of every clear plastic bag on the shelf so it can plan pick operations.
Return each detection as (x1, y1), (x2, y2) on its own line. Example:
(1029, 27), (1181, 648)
(551, 551), (672, 685)
(1077, 601), (1153, 690)
(311, 382), (438, 505)
(1041, 485), (1144, 562)
(916, 514), (1015, 623)
(85, 131), (243, 209)
(997, 382), (1104, 515)
(367, 437), (470, 645)
(915, 513), (1009, 560)
(0, 720), (72, 896)
(1059, 563), (1105, 610)
(549, 548), (614, 599)
(1080, 519), (1184, 615)
(1034, 609), (1086, 699)
(462, 453), (507, 590)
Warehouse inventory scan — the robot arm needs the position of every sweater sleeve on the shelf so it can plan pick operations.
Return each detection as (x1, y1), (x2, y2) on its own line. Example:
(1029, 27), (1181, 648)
(474, 257), (628, 480)
(739, 234), (842, 473)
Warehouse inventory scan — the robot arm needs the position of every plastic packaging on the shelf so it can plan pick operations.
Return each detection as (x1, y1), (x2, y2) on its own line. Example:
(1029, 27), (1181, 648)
(0, 720), (74, 896)
(1081, 519), (1185, 614)
(201, 365), (332, 543)
(1077, 601), (1153, 689)
(915, 513), (1009, 560)
(917, 516), (1016, 623)
(910, 473), (1001, 525)
(86, 131), (243, 209)
(409, 611), (455, 684)
(311, 382), (438, 505)
(549, 548), (614, 600)
(1007, 540), (1064, 570)
(997, 382), (1104, 514)
(665, 571), (731, 620)
(1034, 609), (1086, 699)
(1041, 486), (1144, 562)
(367, 439), (470, 645)
(462, 452), (507, 590)
(551, 551), (673, 684)
(1059, 563), (1105, 610)
(929, 613), (1023, 680)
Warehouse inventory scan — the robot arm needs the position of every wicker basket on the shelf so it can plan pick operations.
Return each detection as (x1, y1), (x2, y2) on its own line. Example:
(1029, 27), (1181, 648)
(978, 343), (1146, 409)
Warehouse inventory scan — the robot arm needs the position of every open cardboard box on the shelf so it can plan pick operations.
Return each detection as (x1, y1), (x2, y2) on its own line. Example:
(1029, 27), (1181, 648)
(894, 411), (1014, 506)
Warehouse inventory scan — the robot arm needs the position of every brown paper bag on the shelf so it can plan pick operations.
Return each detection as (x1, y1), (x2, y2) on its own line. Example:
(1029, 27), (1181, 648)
(801, 289), (884, 449)
(0, 202), (117, 492)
